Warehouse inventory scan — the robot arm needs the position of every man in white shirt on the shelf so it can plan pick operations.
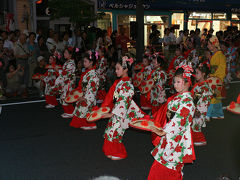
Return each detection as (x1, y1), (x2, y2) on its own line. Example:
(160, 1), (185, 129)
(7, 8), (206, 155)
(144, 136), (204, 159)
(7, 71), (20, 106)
(1, 31), (14, 50)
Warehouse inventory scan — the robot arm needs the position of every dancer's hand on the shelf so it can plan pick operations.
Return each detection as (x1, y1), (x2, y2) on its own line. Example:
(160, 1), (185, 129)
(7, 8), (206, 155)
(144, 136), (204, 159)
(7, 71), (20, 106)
(102, 113), (113, 119)
(150, 126), (166, 136)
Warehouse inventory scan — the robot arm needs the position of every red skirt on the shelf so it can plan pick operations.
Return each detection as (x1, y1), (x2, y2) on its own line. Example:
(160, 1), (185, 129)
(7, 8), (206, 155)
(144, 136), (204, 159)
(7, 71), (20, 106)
(192, 131), (206, 143)
(70, 116), (96, 128)
(62, 104), (74, 114)
(140, 94), (152, 108)
(102, 139), (127, 159)
(45, 95), (58, 106)
(97, 89), (107, 101)
(148, 160), (183, 180)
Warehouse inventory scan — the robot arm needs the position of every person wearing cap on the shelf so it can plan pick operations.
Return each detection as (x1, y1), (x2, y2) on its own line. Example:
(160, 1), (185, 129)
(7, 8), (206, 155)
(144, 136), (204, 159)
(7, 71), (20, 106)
(206, 35), (226, 120)
(33, 56), (47, 97)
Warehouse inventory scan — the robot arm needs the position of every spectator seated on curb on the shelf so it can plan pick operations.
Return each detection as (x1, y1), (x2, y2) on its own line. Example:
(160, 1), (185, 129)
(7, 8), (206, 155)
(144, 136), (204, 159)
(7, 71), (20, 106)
(33, 56), (47, 97)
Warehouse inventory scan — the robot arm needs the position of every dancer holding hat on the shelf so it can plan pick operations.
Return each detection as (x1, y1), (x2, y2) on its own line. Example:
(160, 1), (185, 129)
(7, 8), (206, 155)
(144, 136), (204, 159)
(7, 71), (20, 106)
(148, 62), (195, 180)
(101, 56), (145, 160)
(49, 47), (76, 118)
(70, 50), (99, 130)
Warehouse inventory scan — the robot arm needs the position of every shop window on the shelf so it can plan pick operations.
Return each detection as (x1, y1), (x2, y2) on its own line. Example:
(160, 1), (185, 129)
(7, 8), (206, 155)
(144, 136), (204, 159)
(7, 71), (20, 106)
(213, 13), (226, 20)
(212, 21), (230, 32)
(197, 21), (211, 32)
(97, 12), (112, 32)
(144, 16), (169, 46)
(189, 12), (211, 19)
(172, 13), (184, 37)
(188, 20), (197, 31)
(232, 14), (240, 20)
(117, 15), (136, 38)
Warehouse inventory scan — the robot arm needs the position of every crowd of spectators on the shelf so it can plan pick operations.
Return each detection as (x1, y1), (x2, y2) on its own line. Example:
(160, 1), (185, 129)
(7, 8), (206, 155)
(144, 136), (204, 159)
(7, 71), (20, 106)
(0, 25), (239, 100)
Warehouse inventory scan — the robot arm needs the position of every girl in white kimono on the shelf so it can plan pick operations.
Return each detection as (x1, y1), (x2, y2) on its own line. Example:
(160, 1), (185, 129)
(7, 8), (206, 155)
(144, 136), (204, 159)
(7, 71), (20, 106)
(96, 48), (107, 103)
(101, 56), (145, 160)
(191, 63), (212, 146)
(70, 50), (100, 130)
(149, 54), (167, 114)
(149, 62), (195, 180)
(44, 53), (61, 108)
(49, 47), (76, 118)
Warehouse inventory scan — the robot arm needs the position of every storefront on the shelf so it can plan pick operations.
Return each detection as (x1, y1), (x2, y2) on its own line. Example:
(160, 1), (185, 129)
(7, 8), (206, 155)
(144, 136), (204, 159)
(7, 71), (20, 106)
(97, 0), (240, 46)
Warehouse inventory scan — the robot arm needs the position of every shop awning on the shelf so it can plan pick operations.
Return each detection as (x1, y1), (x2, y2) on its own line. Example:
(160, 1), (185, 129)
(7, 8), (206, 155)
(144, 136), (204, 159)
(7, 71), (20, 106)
(98, 0), (240, 13)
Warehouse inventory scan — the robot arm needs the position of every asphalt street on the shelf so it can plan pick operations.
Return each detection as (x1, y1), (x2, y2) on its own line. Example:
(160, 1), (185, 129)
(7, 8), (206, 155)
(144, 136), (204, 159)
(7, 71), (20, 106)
(0, 82), (240, 180)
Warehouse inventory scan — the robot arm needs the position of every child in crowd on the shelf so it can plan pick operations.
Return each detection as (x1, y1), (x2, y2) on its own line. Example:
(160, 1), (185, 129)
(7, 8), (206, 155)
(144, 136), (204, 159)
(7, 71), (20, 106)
(33, 56), (47, 96)
(6, 64), (25, 97)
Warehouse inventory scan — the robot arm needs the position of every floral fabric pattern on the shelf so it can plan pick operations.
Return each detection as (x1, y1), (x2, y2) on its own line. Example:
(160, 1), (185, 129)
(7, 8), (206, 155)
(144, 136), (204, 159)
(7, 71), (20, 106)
(152, 92), (195, 171)
(150, 68), (167, 106)
(49, 59), (76, 105)
(104, 79), (144, 142)
(73, 69), (99, 118)
(191, 82), (213, 132)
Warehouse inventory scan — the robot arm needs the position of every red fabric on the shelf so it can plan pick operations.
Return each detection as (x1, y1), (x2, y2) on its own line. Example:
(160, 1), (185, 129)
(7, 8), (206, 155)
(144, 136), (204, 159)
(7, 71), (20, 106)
(101, 77), (130, 109)
(102, 139), (127, 159)
(148, 160), (183, 180)
(70, 116), (96, 128)
(184, 49), (193, 59)
(151, 94), (178, 146)
(221, 85), (227, 98)
(45, 95), (58, 106)
(140, 94), (152, 108)
(97, 89), (107, 101)
(116, 35), (130, 51)
(62, 104), (74, 114)
(192, 130), (206, 143)
(167, 56), (178, 74)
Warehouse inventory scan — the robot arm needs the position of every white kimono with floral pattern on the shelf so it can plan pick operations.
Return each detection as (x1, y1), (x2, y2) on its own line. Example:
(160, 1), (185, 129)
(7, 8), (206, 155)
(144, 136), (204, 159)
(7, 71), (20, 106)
(192, 82), (213, 132)
(187, 49), (199, 68)
(151, 92), (195, 171)
(96, 57), (107, 89)
(142, 65), (152, 80)
(224, 51), (233, 83)
(150, 68), (167, 106)
(43, 68), (59, 95)
(73, 69), (99, 118)
(49, 59), (76, 105)
(104, 79), (145, 143)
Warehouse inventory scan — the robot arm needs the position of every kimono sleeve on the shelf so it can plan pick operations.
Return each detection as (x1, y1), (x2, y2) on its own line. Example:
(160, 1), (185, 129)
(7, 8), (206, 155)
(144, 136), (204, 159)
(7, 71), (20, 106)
(164, 97), (194, 137)
(112, 82), (134, 119)
(83, 73), (99, 105)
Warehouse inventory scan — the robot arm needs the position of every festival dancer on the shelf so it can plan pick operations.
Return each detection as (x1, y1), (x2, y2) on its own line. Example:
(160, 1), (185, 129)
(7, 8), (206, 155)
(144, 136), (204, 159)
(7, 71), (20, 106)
(139, 54), (152, 110)
(148, 62), (195, 180)
(191, 63), (212, 146)
(70, 50), (99, 130)
(96, 47), (107, 103)
(44, 52), (61, 108)
(49, 47), (76, 118)
(101, 56), (145, 160)
(206, 36), (226, 120)
(148, 54), (167, 114)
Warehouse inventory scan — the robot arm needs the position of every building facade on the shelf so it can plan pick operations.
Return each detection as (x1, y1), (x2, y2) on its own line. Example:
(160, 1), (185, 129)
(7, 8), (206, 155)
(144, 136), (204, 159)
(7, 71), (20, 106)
(97, 0), (240, 46)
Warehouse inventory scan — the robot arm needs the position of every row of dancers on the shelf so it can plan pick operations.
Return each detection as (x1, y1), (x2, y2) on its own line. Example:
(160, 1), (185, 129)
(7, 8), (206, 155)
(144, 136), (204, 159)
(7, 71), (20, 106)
(37, 35), (228, 180)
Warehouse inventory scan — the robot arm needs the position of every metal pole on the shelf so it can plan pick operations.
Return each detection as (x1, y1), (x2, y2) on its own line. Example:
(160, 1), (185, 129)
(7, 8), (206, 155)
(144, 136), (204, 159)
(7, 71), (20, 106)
(136, 0), (144, 63)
